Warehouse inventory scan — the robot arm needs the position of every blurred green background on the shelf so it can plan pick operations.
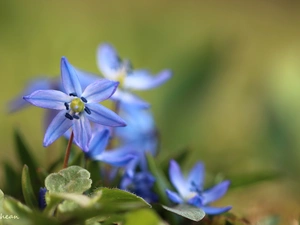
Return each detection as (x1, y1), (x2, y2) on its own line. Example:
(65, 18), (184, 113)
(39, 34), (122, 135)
(1, 0), (300, 223)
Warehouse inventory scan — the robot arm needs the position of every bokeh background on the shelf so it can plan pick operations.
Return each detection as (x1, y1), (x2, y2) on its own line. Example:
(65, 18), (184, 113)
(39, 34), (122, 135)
(1, 0), (300, 224)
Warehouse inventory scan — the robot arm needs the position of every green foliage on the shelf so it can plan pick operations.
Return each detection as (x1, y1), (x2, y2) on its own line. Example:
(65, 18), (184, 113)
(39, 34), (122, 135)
(162, 204), (205, 222)
(21, 165), (38, 209)
(45, 165), (92, 194)
(124, 209), (164, 225)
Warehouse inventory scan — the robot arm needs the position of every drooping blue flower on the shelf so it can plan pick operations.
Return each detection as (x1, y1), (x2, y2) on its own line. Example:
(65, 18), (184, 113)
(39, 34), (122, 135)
(85, 126), (135, 166)
(23, 57), (126, 151)
(96, 43), (172, 107)
(166, 160), (232, 215)
(120, 171), (157, 203)
(114, 103), (158, 174)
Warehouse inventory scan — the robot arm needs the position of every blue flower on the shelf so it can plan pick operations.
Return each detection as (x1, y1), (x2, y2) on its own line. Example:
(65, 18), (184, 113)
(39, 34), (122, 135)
(85, 126), (135, 166)
(120, 171), (157, 203)
(166, 160), (232, 215)
(23, 57), (126, 151)
(96, 43), (172, 107)
(114, 104), (158, 174)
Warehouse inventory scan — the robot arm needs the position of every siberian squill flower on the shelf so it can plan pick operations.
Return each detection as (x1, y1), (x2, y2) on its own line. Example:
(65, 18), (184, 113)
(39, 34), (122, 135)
(166, 160), (232, 215)
(120, 171), (157, 203)
(23, 57), (126, 151)
(96, 43), (172, 107)
(114, 103), (158, 175)
(84, 126), (135, 166)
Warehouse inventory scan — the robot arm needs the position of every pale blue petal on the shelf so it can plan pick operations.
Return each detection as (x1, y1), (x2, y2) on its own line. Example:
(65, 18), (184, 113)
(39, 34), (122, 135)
(82, 79), (118, 103)
(96, 43), (122, 80)
(124, 69), (172, 90)
(92, 148), (136, 166)
(8, 77), (55, 113)
(87, 128), (110, 157)
(201, 206), (232, 215)
(169, 160), (189, 197)
(61, 57), (82, 96)
(23, 90), (72, 110)
(85, 103), (126, 127)
(44, 110), (59, 133)
(73, 113), (92, 152)
(75, 68), (99, 89)
(112, 89), (150, 108)
(43, 110), (73, 146)
(166, 189), (183, 204)
(187, 162), (205, 191)
(202, 180), (230, 205)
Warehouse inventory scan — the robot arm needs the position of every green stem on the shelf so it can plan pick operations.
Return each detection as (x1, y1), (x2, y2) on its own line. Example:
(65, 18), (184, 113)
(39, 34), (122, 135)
(63, 131), (74, 168)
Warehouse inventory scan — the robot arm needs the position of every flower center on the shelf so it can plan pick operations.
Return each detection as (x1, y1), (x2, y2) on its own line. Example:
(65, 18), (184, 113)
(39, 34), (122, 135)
(70, 98), (85, 113)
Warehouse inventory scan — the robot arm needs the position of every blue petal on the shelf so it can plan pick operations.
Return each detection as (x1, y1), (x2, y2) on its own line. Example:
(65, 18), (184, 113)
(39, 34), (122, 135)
(23, 90), (72, 110)
(85, 103), (126, 127)
(96, 43), (122, 80)
(202, 180), (230, 205)
(124, 69), (172, 90)
(8, 77), (55, 113)
(166, 189), (183, 204)
(61, 57), (82, 96)
(73, 113), (92, 152)
(112, 89), (150, 108)
(82, 79), (119, 103)
(86, 128), (110, 157)
(187, 162), (205, 192)
(92, 147), (136, 166)
(44, 110), (59, 132)
(44, 110), (73, 146)
(201, 206), (232, 215)
(75, 68), (99, 90)
(187, 194), (203, 207)
(169, 160), (189, 197)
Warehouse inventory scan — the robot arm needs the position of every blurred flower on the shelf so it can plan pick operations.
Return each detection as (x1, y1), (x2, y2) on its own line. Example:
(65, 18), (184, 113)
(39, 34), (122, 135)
(166, 160), (231, 215)
(115, 103), (158, 175)
(120, 171), (157, 203)
(96, 43), (172, 107)
(85, 126), (135, 166)
(23, 57), (126, 150)
(38, 187), (47, 210)
(8, 77), (59, 113)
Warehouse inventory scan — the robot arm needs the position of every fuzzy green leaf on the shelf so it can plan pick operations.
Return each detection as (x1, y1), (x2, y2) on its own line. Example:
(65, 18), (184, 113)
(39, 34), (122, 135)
(95, 187), (151, 208)
(21, 165), (38, 208)
(0, 189), (4, 213)
(45, 166), (92, 194)
(162, 204), (205, 222)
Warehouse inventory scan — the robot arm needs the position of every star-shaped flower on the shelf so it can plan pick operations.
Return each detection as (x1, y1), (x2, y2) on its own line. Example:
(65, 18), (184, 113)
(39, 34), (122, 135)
(96, 43), (172, 107)
(166, 160), (232, 215)
(23, 57), (126, 151)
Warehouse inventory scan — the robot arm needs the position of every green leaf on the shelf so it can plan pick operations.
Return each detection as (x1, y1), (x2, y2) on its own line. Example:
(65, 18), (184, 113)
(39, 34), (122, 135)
(45, 166), (92, 194)
(3, 196), (32, 225)
(0, 189), (4, 213)
(124, 209), (164, 225)
(3, 162), (22, 198)
(14, 129), (38, 178)
(162, 204), (205, 222)
(146, 153), (172, 205)
(21, 165), (38, 208)
(96, 187), (151, 208)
